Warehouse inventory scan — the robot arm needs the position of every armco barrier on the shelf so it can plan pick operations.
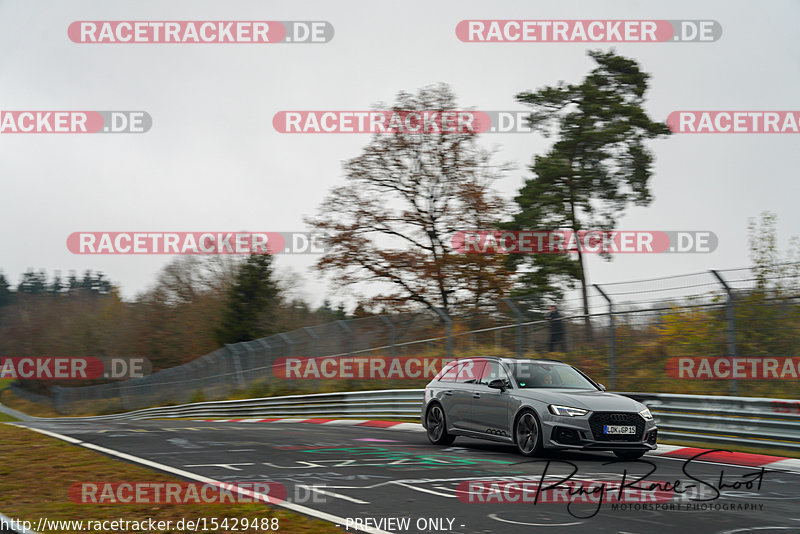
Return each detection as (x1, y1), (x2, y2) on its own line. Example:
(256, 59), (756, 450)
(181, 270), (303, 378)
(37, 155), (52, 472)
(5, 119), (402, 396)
(21, 390), (800, 452)
(624, 392), (800, 451)
(28, 389), (426, 422)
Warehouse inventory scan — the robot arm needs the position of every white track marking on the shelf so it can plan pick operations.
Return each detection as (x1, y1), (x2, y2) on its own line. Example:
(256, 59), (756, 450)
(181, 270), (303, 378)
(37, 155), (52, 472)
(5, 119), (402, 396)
(18, 425), (391, 534)
(183, 462), (254, 471)
(488, 513), (583, 527)
(296, 485), (370, 504)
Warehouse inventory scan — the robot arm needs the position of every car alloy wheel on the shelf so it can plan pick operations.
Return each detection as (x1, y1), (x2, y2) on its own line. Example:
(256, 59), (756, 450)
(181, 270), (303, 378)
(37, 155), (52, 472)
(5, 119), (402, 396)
(426, 404), (455, 445)
(515, 411), (541, 456)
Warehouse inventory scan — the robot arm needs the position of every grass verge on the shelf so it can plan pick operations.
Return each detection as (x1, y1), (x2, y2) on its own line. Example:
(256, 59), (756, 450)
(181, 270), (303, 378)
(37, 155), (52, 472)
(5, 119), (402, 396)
(0, 412), (19, 422)
(0, 379), (22, 421)
(0, 388), (60, 417)
(0, 423), (345, 533)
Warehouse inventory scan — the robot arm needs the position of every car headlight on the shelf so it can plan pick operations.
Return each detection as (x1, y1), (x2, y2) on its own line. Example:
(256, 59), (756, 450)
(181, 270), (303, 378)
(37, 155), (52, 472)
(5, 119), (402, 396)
(549, 405), (588, 417)
(639, 408), (654, 420)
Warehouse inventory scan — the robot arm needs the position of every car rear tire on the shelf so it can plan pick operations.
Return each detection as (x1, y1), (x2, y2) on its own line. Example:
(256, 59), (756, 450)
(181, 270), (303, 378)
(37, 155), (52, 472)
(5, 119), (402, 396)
(426, 403), (455, 446)
(514, 410), (543, 457)
(613, 450), (647, 460)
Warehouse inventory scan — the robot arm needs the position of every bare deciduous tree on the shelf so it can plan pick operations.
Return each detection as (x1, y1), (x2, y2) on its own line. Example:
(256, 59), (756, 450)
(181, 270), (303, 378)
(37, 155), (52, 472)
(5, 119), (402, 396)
(307, 84), (513, 315)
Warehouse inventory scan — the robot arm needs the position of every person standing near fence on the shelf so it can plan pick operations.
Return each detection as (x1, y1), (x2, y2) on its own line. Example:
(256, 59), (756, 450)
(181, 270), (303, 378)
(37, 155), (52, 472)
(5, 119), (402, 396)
(547, 305), (566, 352)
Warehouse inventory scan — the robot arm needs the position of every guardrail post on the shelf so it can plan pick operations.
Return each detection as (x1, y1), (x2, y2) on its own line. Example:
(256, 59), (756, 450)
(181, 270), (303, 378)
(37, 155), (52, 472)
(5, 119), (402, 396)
(379, 316), (397, 357)
(594, 284), (616, 390)
(433, 308), (453, 358)
(503, 298), (524, 357)
(711, 269), (738, 395)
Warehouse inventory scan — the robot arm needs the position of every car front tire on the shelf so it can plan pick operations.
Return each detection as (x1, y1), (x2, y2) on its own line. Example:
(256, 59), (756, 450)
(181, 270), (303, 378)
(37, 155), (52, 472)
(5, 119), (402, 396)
(426, 403), (456, 446)
(514, 410), (543, 457)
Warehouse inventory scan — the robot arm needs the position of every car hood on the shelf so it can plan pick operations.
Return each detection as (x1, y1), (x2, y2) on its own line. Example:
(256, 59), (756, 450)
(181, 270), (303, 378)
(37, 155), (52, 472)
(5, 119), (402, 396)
(515, 388), (644, 412)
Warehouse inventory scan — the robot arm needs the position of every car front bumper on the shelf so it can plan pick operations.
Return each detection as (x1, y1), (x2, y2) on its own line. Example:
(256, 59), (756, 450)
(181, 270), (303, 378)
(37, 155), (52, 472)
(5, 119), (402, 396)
(540, 414), (658, 451)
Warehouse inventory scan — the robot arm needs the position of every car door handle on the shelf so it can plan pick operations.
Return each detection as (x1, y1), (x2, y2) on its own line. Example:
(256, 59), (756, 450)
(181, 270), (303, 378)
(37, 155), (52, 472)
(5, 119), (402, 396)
(473, 393), (481, 399)
(444, 391), (453, 396)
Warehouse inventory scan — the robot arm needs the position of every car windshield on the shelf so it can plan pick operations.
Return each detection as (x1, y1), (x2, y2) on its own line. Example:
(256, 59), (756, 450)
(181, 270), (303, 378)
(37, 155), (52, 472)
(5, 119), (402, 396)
(507, 362), (598, 389)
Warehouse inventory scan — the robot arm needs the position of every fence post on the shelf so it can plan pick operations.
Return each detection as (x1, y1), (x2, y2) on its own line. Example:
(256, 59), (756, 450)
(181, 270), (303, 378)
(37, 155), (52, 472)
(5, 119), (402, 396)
(119, 380), (129, 410)
(711, 269), (738, 395)
(52, 385), (64, 414)
(225, 344), (247, 390)
(242, 342), (258, 388)
(337, 320), (354, 357)
(303, 327), (320, 357)
(278, 333), (296, 358)
(503, 298), (524, 357)
(257, 338), (273, 381)
(594, 284), (616, 390)
(379, 316), (397, 357)
(433, 308), (453, 358)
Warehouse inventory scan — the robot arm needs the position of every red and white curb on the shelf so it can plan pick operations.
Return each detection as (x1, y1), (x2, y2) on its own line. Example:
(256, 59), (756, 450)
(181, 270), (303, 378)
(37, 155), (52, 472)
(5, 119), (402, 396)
(203, 417), (426, 432)
(652, 445), (800, 473)
(201, 417), (800, 473)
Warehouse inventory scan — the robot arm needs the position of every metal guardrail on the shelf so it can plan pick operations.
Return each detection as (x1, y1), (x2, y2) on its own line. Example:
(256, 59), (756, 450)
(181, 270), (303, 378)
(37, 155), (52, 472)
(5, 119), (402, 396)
(28, 389), (426, 422)
(624, 392), (800, 451)
(23, 390), (800, 452)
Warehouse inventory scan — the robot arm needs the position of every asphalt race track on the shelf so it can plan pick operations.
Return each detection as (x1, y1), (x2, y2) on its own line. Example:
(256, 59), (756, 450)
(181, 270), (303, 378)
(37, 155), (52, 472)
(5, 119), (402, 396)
(15, 419), (800, 534)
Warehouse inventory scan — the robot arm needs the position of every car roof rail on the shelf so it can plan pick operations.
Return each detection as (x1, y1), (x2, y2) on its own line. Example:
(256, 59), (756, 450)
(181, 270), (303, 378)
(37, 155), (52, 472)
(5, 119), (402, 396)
(500, 357), (566, 364)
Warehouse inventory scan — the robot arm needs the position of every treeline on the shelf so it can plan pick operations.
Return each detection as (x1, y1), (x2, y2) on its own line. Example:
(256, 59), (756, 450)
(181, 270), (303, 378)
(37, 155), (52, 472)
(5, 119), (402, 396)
(0, 256), (358, 372)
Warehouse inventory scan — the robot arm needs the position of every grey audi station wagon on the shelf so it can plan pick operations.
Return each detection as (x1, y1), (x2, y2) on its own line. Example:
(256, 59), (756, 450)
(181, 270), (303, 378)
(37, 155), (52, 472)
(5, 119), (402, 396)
(421, 357), (657, 459)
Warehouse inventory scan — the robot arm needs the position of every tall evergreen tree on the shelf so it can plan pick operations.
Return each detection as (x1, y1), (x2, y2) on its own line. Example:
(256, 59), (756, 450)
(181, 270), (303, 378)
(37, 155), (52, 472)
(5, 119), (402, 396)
(18, 269), (47, 294)
(509, 50), (670, 324)
(0, 272), (12, 306)
(67, 271), (80, 292)
(50, 270), (64, 295)
(214, 254), (280, 345)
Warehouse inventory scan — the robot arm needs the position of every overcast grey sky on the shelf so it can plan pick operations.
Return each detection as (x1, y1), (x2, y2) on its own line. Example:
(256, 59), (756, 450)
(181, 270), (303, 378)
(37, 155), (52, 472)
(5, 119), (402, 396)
(1, 0), (798, 307)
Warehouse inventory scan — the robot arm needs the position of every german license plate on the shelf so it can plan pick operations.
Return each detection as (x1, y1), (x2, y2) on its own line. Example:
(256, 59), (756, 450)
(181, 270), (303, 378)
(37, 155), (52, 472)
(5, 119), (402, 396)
(604, 425), (636, 434)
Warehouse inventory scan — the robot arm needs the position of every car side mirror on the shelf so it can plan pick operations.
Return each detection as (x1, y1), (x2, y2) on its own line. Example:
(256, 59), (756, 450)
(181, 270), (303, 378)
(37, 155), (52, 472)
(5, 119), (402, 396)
(488, 379), (506, 391)
(597, 383), (607, 391)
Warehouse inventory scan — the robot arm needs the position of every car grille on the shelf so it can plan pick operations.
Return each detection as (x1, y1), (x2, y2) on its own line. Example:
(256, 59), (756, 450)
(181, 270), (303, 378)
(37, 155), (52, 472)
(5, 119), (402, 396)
(588, 412), (645, 441)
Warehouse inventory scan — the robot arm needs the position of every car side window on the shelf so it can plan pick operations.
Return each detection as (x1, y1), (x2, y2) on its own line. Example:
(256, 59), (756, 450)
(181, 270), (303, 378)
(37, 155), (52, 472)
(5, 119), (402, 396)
(478, 361), (512, 388)
(437, 362), (459, 382)
(455, 359), (486, 384)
